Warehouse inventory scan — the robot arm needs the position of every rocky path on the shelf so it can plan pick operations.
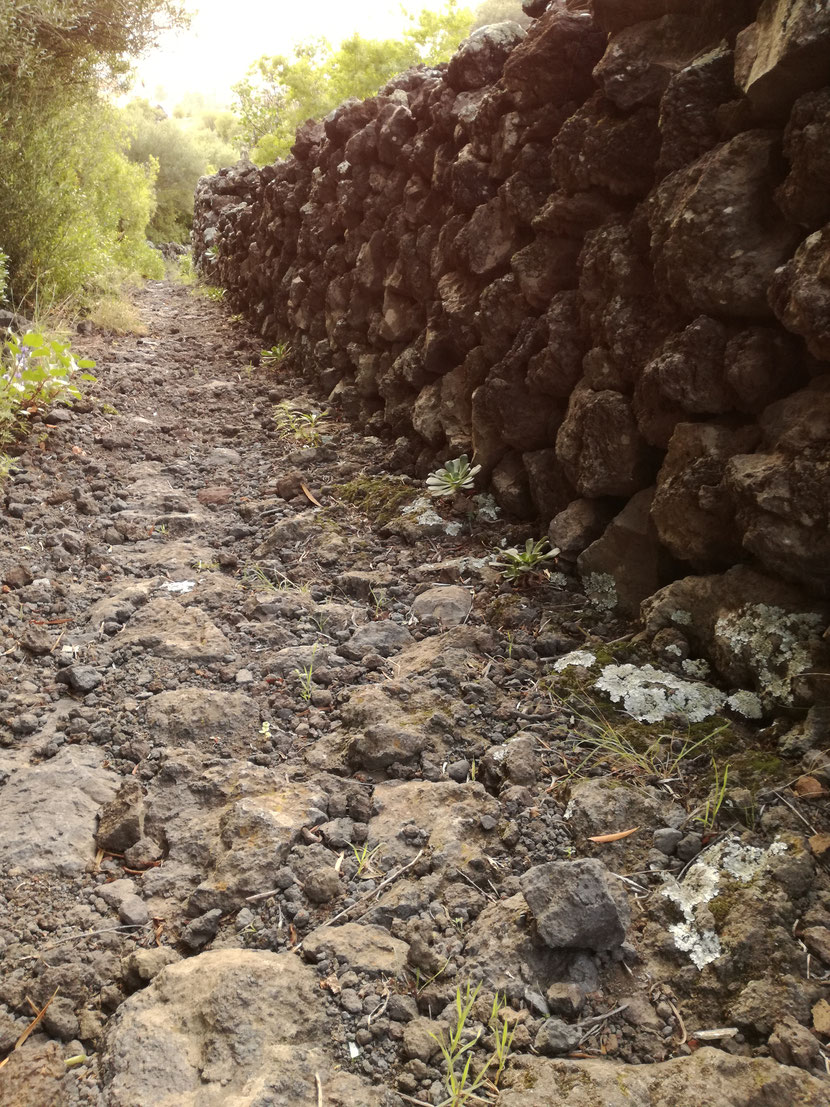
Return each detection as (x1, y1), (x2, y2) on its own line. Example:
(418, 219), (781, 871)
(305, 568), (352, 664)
(0, 280), (828, 1106)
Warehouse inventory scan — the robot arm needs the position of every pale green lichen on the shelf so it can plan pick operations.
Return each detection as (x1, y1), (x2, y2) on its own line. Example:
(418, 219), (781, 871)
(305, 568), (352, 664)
(583, 572), (617, 612)
(663, 836), (789, 969)
(594, 663), (727, 724)
(714, 604), (823, 706)
(552, 649), (598, 673)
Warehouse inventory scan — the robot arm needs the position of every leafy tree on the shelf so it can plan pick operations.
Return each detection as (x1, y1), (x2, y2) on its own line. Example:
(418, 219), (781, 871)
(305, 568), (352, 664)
(0, 0), (187, 308)
(471, 0), (532, 30)
(122, 99), (239, 243)
(234, 1), (475, 164)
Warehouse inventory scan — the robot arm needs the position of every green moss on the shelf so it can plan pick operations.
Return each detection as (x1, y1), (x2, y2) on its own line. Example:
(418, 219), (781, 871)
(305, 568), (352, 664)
(729, 750), (786, 787)
(330, 476), (417, 527)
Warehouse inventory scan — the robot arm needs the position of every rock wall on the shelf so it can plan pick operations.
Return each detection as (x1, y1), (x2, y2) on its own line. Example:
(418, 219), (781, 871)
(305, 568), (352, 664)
(193, 0), (830, 626)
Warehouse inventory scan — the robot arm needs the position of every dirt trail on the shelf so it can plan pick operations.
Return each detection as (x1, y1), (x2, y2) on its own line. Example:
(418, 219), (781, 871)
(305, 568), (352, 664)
(0, 281), (828, 1106)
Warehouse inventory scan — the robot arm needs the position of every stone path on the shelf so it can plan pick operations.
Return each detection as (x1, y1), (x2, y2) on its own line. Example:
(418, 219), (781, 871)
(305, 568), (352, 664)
(0, 281), (828, 1106)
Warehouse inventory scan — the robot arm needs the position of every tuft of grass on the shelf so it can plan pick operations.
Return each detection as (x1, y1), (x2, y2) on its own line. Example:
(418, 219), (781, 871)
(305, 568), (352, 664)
(88, 293), (147, 335)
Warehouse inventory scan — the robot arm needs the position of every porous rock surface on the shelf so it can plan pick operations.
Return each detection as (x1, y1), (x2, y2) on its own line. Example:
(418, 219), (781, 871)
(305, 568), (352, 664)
(193, 0), (830, 698)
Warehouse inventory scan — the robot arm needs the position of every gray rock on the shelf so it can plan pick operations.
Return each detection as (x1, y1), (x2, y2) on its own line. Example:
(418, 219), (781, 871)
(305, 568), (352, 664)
(653, 828), (683, 856)
(302, 923), (409, 976)
(534, 1017), (581, 1056)
(99, 879), (150, 927)
(411, 585), (473, 627)
(0, 746), (118, 875)
(498, 1047), (830, 1106)
(339, 620), (413, 660)
(101, 949), (383, 1106)
(521, 859), (629, 951)
(675, 832), (703, 861)
(181, 908), (223, 950)
(55, 664), (104, 693)
(302, 866), (342, 904)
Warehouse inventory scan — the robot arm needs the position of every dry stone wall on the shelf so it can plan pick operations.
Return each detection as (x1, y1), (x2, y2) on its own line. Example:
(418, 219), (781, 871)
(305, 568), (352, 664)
(193, 0), (830, 633)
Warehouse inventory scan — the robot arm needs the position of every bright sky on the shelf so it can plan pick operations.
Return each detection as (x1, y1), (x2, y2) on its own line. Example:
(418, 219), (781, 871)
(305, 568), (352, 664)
(131, 0), (452, 110)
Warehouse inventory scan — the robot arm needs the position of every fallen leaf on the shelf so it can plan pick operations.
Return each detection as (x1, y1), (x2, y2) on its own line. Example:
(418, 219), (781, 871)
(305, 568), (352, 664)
(588, 827), (640, 844)
(301, 483), (322, 507)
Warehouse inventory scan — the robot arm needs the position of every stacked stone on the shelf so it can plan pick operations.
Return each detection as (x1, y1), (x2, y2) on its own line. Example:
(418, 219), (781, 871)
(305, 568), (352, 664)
(193, 0), (830, 622)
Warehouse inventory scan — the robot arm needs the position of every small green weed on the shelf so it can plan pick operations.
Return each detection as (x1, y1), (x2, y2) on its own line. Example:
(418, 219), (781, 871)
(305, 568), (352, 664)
(242, 562), (294, 592)
(350, 842), (383, 878)
(696, 758), (730, 831)
(429, 983), (516, 1106)
(201, 285), (226, 302)
(293, 644), (318, 703)
(273, 401), (329, 446)
(1, 330), (96, 448)
(426, 454), (481, 498)
(493, 538), (559, 583)
(261, 342), (292, 368)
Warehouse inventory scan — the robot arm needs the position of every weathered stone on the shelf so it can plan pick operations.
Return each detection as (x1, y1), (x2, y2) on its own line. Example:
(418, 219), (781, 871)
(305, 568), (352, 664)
(411, 585), (473, 627)
(0, 746), (119, 875)
(145, 689), (260, 743)
(97, 780), (145, 853)
(447, 22), (526, 92)
(578, 488), (665, 615)
(302, 923), (409, 976)
(114, 598), (231, 661)
(642, 566), (830, 706)
(724, 379), (830, 595)
(521, 859), (629, 950)
(651, 423), (761, 565)
(101, 950), (383, 1106)
(499, 1048), (830, 1106)
(594, 14), (725, 111)
(0, 1042), (65, 1107)
(776, 89), (830, 230)
(556, 386), (653, 498)
(735, 0), (830, 117)
(769, 225), (830, 361)
(649, 131), (801, 319)
(548, 497), (615, 560)
(502, 6), (606, 110)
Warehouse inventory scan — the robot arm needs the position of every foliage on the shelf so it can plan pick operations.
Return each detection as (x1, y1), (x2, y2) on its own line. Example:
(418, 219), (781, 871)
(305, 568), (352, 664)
(426, 455), (482, 497)
(0, 1), (183, 309)
(696, 759), (730, 831)
(0, 330), (96, 448)
(121, 98), (238, 243)
(88, 292), (148, 336)
(0, 249), (9, 304)
(293, 645), (319, 703)
(470, 0), (531, 30)
(493, 538), (560, 582)
(429, 982), (516, 1105)
(233, 1), (475, 163)
(273, 402), (330, 446)
(261, 342), (292, 367)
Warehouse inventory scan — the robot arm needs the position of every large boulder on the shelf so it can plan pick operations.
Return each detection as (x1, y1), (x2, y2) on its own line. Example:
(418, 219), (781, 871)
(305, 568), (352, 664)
(649, 131), (801, 319)
(101, 950), (382, 1107)
(499, 1048), (830, 1106)
(735, 0), (830, 117)
(769, 224), (830, 361)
